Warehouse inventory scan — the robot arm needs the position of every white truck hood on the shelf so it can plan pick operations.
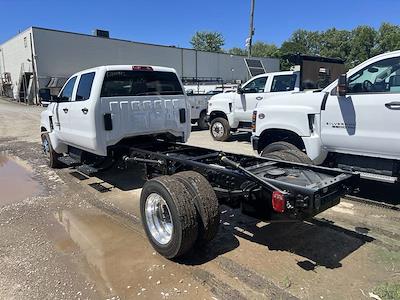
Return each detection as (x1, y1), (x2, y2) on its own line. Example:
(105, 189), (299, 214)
(256, 91), (325, 113)
(209, 92), (235, 103)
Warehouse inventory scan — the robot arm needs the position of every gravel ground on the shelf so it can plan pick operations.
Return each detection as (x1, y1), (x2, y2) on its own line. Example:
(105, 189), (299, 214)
(0, 98), (399, 300)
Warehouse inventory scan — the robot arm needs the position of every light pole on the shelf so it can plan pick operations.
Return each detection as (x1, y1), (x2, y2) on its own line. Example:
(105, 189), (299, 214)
(247, 0), (255, 57)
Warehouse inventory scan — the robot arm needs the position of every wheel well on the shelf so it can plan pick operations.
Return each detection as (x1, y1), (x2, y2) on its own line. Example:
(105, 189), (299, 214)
(209, 111), (227, 121)
(258, 129), (305, 153)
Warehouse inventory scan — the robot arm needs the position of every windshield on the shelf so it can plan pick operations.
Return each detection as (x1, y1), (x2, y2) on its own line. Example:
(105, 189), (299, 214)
(101, 71), (184, 97)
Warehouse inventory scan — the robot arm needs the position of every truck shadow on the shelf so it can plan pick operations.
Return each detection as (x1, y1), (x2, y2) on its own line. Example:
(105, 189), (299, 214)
(70, 165), (146, 192)
(181, 207), (374, 269)
(227, 132), (252, 143)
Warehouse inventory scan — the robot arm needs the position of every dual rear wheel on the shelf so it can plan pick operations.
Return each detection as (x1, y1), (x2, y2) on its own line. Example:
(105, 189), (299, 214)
(140, 171), (220, 259)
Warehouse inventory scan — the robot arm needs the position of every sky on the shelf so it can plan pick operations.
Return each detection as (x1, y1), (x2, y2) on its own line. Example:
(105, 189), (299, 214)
(1, 0), (400, 49)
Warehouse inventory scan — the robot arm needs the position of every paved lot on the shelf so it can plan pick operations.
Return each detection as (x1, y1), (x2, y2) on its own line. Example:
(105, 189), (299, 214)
(0, 98), (399, 300)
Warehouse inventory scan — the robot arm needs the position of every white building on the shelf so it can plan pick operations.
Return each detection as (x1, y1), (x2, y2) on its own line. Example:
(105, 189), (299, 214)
(0, 27), (280, 103)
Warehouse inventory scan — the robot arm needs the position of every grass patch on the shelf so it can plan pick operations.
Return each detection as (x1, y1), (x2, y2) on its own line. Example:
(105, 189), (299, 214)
(373, 283), (400, 300)
(375, 248), (400, 266)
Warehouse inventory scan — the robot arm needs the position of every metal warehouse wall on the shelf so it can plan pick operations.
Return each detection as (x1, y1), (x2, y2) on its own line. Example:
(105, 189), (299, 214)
(31, 27), (279, 88)
(0, 28), (34, 98)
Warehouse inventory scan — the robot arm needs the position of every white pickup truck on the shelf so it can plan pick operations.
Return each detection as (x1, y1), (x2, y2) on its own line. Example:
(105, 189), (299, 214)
(40, 65), (190, 162)
(252, 50), (400, 184)
(207, 71), (300, 141)
(39, 64), (358, 259)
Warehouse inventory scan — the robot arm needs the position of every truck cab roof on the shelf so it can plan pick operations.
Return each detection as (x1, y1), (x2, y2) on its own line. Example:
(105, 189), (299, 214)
(69, 65), (179, 78)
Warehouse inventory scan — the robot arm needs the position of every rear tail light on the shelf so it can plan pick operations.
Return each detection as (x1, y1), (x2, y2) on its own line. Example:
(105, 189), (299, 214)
(132, 66), (153, 71)
(252, 111), (257, 132)
(272, 191), (286, 213)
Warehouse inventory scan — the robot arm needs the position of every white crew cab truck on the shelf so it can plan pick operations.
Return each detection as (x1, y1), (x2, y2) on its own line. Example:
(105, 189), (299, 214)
(40, 65), (190, 161)
(252, 50), (400, 184)
(40, 65), (358, 259)
(207, 71), (300, 141)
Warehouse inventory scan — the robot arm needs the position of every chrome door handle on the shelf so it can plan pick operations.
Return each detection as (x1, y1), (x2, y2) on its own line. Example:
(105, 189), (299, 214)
(82, 108), (88, 114)
(256, 96), (263, 100)
(385, 101), (400, 110)
(62, 108), (68, 113)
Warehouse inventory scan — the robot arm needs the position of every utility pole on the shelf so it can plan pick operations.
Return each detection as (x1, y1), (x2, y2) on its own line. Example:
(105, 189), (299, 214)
(247, 0), (255, 57)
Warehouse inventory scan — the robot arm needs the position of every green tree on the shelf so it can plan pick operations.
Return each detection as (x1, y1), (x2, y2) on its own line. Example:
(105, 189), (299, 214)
(376, 23), (400, 54)
(348, 26), (377, 67)
(280, 29), (321, 57)
(319, 28), (352, 68)
(190, 31), (225, 52)
(320, 28), (352, 59)
(251, 41), (280, 58)
(228, 47), (247, 56)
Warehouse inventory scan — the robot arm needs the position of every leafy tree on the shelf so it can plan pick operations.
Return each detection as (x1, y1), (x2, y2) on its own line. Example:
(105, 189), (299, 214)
(228, 47), (247, 56)
(376, 23), (400, 54)
(251, 42), (280, 58)
(320, 28), (352, 60)
(319, 28), (352, 68)
(190, 31), (225, 52)
(280, 29), (321, 57)
(348, 26), (377, 67)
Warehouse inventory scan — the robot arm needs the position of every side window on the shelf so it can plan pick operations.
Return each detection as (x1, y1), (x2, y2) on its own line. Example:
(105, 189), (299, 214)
(271, 74), (297, 92)
(59, 76), (77, 102)
(243, 77), (267, 93)
(348, 56), (400, 94)
(75, 72), (95, 101)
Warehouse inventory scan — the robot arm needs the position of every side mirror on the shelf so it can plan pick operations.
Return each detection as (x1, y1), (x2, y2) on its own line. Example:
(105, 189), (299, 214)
(38, 88), (52, 101)
(50, 95), (61, 102)
(337, 74), (347, 97)
(237, 86), (244, 94)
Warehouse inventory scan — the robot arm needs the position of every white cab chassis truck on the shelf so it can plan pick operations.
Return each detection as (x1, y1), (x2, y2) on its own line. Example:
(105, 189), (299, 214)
(252, 51), (400, 184)
(207, 71), (300, 141)
(40, 65), (358, 259)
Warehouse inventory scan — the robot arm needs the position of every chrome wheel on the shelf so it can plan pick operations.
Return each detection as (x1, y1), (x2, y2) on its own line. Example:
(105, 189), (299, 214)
(211, 122), (224, 139)
(145, 193), (174, 245)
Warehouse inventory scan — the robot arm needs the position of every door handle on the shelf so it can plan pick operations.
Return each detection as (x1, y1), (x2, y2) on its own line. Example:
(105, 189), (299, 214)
(256, 96), (263, 100)
(63, 108), (68, 113)
(81, 108), (88, 114)
(385, 101), (400, 110)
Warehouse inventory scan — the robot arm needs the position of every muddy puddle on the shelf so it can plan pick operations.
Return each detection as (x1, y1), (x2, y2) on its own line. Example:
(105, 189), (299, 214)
(0, 154), (42, 206)
(52, 208), (212, 299)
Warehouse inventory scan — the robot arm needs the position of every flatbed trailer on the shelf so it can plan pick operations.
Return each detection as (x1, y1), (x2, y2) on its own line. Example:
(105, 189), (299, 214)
(99, 140), (359, 258)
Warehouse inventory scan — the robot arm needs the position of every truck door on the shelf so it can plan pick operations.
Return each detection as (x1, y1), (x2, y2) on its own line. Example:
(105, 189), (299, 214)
(321, 56), (400, 159)
(235, 76), (267, 122)
(269, 73), (298, 96)
(65, 72), (96, 152)
(52, 76), (77, 142)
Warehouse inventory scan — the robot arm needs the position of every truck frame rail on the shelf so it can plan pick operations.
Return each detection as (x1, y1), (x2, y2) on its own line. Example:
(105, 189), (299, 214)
(120, 140), (359, 221)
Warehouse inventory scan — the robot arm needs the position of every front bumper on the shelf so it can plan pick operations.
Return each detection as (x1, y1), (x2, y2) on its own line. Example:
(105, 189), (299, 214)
(251, 135), (259, 152)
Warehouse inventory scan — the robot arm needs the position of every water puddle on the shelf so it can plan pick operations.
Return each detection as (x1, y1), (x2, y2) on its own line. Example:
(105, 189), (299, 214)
(0, 154), (42, 206)
(53, 208), (211, 299)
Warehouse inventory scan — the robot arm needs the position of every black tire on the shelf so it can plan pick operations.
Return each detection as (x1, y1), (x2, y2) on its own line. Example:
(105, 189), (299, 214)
(172, 171), (220, 246)
(210, 117), (230, 141)
(41, 133), (61, 168)
(261, 141), (299, 155)
(262, 149), (314, 164)
(197, 111), (209, 130)
(140, 176), (199, 258)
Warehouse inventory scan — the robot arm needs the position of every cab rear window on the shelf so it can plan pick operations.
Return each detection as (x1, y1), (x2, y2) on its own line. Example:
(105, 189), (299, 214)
(100, 71), (184, 97)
